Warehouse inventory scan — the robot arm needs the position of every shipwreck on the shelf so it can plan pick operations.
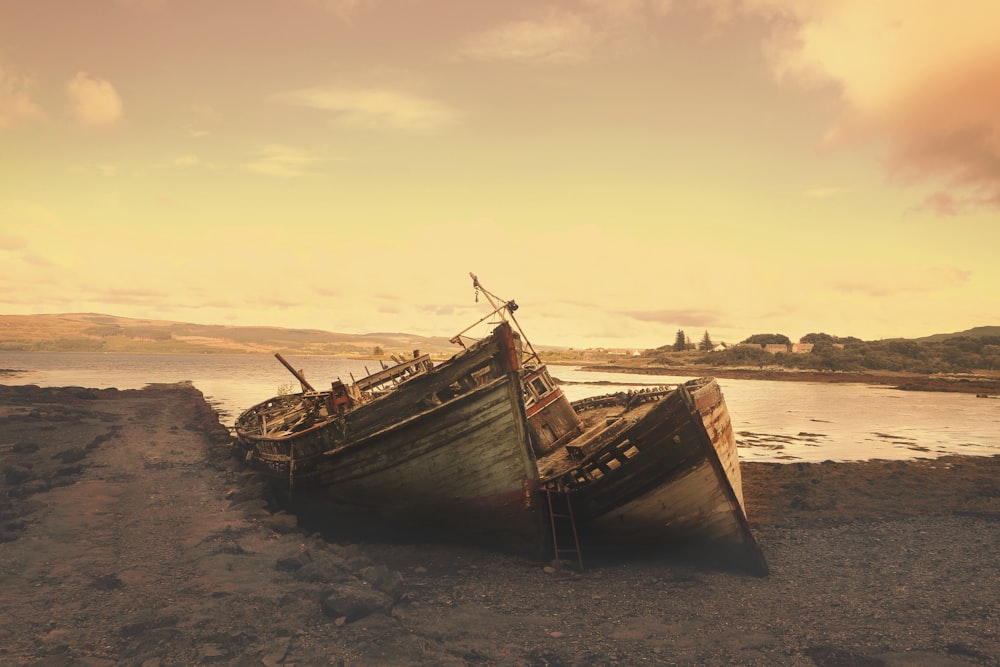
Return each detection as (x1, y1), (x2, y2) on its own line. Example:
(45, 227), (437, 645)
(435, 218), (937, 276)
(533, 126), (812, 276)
(233, 275), (768, 575)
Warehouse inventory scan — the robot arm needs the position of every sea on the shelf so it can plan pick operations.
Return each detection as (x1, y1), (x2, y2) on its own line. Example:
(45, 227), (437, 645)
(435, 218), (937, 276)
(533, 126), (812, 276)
(2, 351), (997, 464)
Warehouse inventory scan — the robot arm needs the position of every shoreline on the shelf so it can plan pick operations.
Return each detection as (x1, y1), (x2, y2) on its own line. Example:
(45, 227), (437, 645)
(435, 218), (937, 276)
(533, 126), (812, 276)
(5, 356), (999, 396)
(2, 382), (998, 664)
(576, 363), (1000, 395)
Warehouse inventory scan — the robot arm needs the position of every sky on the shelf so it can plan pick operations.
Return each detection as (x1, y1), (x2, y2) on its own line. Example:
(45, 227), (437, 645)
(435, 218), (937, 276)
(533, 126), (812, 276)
(1, 0), (998, 350)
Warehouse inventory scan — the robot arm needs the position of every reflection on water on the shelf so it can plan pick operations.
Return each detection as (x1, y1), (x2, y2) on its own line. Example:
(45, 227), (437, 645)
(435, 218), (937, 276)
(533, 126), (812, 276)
(545, 366), (997, 463)
(3, 352), (997, 463)
(0, 351), (374, 421)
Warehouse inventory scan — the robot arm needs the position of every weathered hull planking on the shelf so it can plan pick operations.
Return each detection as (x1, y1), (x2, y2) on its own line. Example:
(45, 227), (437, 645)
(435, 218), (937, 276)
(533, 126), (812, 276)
(553, 379), (767, 573)
(234, 318), (767, 575)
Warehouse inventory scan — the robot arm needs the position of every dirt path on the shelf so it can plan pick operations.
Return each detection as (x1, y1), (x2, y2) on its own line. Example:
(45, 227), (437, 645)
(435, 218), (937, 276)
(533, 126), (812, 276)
(0, 384), (326, 664)
(1, 383), (998, 666)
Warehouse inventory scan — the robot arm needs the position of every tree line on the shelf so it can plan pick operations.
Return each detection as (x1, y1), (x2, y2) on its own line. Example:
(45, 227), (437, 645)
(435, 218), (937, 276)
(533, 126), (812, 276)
(650, 330), (1000, 373)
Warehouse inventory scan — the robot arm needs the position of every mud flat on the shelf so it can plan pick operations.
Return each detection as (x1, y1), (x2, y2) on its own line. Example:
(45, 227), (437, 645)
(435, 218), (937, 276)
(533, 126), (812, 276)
(1, 383), (997, 666)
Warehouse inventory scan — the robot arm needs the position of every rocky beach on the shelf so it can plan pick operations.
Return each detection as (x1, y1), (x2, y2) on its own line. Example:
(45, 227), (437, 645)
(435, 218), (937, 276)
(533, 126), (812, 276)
(1, 382), (998, 666)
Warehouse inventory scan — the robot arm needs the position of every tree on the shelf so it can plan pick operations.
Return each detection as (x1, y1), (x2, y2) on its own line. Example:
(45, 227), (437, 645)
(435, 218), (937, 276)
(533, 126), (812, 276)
(672, 329), (687, 352)
(698, 330), (713, 351)
(713, 344), (770, 368)
(800, 332), (836, 345)
(372, 345), (384, 356)
(741, 333), (792, 346)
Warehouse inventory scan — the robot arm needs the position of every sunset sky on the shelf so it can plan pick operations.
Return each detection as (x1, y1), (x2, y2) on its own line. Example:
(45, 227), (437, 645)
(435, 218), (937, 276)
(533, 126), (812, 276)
(2, 0), (998, 350)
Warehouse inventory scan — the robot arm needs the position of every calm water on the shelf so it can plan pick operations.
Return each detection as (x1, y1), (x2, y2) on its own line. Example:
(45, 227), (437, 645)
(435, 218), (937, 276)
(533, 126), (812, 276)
(2, 351), (997, 464)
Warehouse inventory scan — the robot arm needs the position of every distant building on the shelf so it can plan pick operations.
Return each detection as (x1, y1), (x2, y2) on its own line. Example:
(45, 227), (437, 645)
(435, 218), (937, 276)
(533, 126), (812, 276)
(791, 343), (814, 354)
(764, 344), (789, 355)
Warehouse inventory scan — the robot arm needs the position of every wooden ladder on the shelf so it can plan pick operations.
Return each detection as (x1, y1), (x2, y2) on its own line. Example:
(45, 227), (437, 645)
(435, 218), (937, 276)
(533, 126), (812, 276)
(542, 487), (583, 570)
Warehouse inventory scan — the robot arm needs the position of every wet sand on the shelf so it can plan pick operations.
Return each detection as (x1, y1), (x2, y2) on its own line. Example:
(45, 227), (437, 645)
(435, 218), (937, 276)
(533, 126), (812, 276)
(1, 383), (997, 666)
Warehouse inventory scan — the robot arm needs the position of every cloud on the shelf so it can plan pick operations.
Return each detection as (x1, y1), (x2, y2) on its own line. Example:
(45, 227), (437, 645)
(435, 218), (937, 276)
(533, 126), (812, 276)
(182, 104), (220, 137)
(301, 0), (377, 23)
(748, 0), (1000, 213)
(21, 251), (55, 268)
(246, 143), (323, 178)
(0, 232), (27, 251)
(273, 86), (458, 131)
(581, 0), (661, 18)
(0, 63), (46, 128)
(97, 286), (171, 305)
(912, 191), (971, 217)
(114, 0), (169, 10)
(172, 154), (199, 168)
(620, 308), (725, 328)
(256, 295), (302, 311)
(418, 304), (460, 317)
(66, 72), (123, 127)
(825, 262), (972, 298)
(801, 186), (845, 199)
(458, 8), (599, 64)
(69, 163), (119, 177)
(310, 284), (343, 299)
(0, 232), (54, 269)
(454, 1), (689, 65)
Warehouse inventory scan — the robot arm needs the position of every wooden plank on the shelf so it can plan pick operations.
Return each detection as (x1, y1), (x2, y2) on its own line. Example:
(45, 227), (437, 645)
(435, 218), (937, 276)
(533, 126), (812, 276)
(354, 355), (432, 391)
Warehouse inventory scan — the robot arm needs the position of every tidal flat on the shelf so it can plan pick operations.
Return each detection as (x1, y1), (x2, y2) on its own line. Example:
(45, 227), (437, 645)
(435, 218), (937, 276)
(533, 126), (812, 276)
(1, 383), (997, 665)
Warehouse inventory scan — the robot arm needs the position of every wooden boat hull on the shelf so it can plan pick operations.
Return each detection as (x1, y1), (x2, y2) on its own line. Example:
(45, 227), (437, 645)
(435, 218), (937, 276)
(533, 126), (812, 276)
(236, 330), (550, 555)
(234, 324), (766, 574)
(296, 376), (547, 555)
(557, 379), (767, 574)
(236, 328), (517, 482)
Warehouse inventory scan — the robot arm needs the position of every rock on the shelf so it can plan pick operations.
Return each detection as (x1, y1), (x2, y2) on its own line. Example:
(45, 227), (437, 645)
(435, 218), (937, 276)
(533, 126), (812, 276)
(4, 465), (33, 485)
(275, 556), (305, 572)
(260, 636), (291, 666)
(263, 511), (299, 535)
(320, 582), (394, 622)
(292, 550), (350, 583)
(197, 643), (230, 662)
(5, 518), (28, 532)
(54, 465), (84, 480)
(92, 574), (126, 590)
(53, 446), (86, 464)
(359, 564), (406, 601)
(10, 479), (49, 498)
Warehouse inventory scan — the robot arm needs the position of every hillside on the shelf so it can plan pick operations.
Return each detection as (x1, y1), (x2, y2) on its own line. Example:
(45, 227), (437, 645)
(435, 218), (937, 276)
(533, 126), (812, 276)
(0, 313), (461, 358)
(3, 314), (997, 365)
(915, 325), (1000, 343)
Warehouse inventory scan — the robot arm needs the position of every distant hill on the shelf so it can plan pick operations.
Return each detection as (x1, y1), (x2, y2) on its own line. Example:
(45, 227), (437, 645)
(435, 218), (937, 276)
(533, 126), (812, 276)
(3, 313), (996, 359)
(915, 326), (1000, 343)
(0, 313), (461, 358)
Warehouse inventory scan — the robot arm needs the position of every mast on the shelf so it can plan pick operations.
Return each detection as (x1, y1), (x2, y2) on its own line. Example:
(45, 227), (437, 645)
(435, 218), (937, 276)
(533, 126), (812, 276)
(453, 273), (542, 366)
(274, 352), (316, 392)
